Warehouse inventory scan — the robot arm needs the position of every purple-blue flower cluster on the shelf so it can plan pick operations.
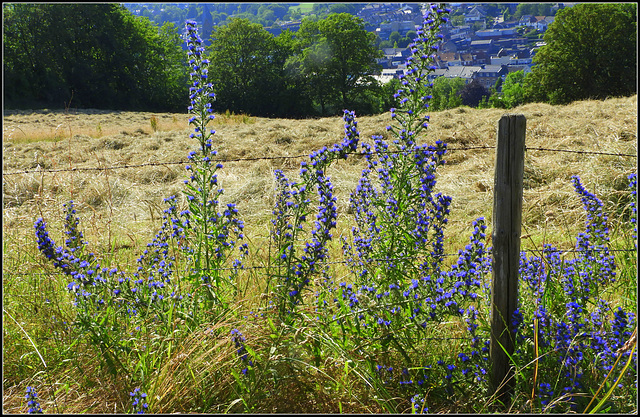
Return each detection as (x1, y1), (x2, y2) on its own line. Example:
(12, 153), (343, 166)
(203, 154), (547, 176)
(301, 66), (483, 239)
(25, 386), (43, 414)
(34, 201), (109, 309)
(130, 387), (149, 414)
(30, 21), (253, 400)
(629, 173), (637, 246)
(181, 20), (248, 308)
(387, 3), (450, 138)
(270, 109), (360, 321)
(231, 328), (254, 375)
(185, 19), (216, 154)
(513, 176), (637, 411)
(315, 4), (496, 404)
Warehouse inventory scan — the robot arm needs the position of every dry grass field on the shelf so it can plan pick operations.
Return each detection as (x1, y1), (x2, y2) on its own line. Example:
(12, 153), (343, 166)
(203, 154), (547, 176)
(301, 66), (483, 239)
(3, 96), (637, 265)
(2, 95), (637, 413)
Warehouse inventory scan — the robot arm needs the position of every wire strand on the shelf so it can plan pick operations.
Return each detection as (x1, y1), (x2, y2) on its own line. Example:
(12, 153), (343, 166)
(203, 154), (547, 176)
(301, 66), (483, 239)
(3, 146), (636, 177)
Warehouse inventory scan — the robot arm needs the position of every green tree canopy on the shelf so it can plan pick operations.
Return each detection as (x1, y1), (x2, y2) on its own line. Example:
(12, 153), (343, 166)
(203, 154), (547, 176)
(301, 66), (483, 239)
(430, 77), (465, 111)
(3, 3), (186, 111)
(208, 18), (282, 116)
(524, 3), (637, 104)
(389, 31), (402, 44)
(499, 70), (526, 108)
(514, 3), (553, 20)
(295, 13), (382, 115)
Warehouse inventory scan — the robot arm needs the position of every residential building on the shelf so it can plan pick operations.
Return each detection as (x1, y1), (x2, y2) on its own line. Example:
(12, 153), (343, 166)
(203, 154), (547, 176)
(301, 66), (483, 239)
(473, 64), (508, 89)
(475, 28), (517, 39)
(373, 68), (406, 85)
(436, 52), (474, 68)
(490, 48), (532, 66)
(470, 39), (496, 54)
(465, 5), (487, 23)
(427, 65), (483, 83)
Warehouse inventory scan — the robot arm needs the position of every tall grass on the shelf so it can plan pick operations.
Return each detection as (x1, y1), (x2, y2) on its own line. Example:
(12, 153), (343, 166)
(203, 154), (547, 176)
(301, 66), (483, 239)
(3, 4), (637, 414)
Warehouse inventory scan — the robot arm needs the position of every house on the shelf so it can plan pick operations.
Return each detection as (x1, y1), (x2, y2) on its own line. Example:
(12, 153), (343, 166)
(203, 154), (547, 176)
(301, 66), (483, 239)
(381, 47), (411, 67)
(470, 39), (495, 54)
(471, 50), (490, 65)
(453, 39), (471, 54)
(490, 48), (532, 66)
(279, 21), (301, 32)
(382, 47), (411, 60)
(437, 52), (474, 68)
(427, 65), (483, 83)
(465, 5), (487, 23)
(518, 15), (554, 32)
(505, 64), (534, 76)
(377, 20), (417, 38)
(476, 28), (517, 39)
(358, 3), (396, 20)
(440, 40), (458, 53)
(494, 37), (528, 50)
(436, 52), (457, 68)
(472, 64), (509, 89)
(519, 15), (537, 27)
(534, 16), (555, 31)
(373, 68), (406, 85)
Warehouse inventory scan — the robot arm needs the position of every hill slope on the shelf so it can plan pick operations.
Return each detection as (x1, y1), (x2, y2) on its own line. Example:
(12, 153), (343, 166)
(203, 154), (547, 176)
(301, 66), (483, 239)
(3, 95), (637, 258)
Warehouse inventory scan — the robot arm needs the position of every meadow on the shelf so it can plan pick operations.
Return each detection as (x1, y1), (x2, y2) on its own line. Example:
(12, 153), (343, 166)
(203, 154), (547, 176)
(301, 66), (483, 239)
(3, 97), (637, 256)
(2, 12), (637, 414)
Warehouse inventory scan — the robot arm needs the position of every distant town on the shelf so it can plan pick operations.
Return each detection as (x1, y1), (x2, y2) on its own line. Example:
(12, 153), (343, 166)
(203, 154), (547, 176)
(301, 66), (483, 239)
(122, 3), (577, 92)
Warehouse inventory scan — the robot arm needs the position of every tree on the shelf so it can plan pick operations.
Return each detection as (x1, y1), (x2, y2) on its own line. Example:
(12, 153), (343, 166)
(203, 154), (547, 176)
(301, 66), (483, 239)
(289, 8), (302, 21)
(459, 79), (490, 107)
(329, 4), (355, 15)
(500, 70), (526, 108)
(295, 13), (382, 114)
(514, 3), (551, 20)
(269, 4), (289, 21)
(451, 14), (465, 26)
(186, 5), (198, 19)
(430, 76), (465, 111)
(275, 30), (316, 117)
(3, 3), (186, 111)
(389, 31), (402, 45)
(524, 3), (637, 104)
(257, 9), (276, 27)
(207, 18), (285, 116)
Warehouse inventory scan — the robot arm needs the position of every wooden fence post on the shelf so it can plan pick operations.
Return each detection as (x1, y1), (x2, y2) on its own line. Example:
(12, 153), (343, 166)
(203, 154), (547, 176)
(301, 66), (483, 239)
(490, 114), (526, 406)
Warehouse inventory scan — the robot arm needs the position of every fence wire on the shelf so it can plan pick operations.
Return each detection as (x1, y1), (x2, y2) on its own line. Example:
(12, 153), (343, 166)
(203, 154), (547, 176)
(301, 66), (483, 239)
(2, 145), (636, 177)
(4, 140), (636, 276)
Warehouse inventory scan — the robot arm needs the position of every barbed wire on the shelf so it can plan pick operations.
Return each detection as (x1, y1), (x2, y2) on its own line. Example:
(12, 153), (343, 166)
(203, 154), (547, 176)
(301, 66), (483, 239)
(2, 145), (636, 177)
(525, 146), (637, 158)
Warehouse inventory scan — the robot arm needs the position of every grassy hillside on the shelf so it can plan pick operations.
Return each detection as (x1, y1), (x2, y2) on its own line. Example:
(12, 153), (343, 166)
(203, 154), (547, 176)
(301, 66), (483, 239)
(3, 95), (637, 258)
(2, 96), (637, 413)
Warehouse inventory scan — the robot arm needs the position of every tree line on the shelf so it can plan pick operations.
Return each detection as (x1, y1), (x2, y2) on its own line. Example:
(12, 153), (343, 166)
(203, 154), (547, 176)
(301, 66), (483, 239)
(3, 3), (387, 116)
(3, 3), (185, 111)
(3, 3), (636, 116)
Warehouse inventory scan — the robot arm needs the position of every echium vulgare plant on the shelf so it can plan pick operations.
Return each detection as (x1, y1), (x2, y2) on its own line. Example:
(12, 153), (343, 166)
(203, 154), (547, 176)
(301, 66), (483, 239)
(513, 175), (637, 412)
(32, 19), (248, 386)
(315, 3), (492, 406)
(180, 20), (248, 318)
(269, 109), (360, 323)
